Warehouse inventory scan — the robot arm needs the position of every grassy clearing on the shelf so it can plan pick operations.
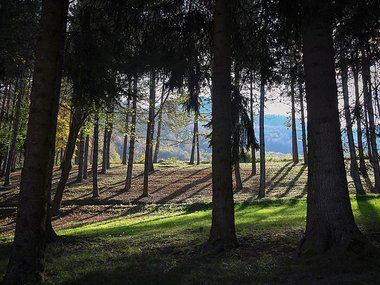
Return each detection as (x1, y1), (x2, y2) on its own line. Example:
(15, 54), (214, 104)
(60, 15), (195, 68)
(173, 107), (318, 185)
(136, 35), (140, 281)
(1, 196), (379, 284)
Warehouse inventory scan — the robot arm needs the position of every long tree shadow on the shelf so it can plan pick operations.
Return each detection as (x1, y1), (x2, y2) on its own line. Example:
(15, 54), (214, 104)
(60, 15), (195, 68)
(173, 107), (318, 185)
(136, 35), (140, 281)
(279, 165), (307, 198)
(266, 163), (295, 194)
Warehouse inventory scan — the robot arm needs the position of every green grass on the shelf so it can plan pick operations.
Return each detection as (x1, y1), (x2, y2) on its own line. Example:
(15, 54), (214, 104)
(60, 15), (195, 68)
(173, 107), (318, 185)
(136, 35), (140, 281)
(1, 196), (379, 284)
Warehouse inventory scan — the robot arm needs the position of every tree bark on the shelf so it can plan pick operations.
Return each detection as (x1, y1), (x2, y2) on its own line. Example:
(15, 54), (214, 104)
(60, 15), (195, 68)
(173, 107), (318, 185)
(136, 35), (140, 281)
(298, 0), (368, 256)
(101, 120), (108, 174)
(250, 74), (257, 175)
(291, 74), (299, 164)
(122, 99), (130, 165)
(258, 80), (266, 198)
(125, 77), (138, 191)
(106, 117), (113, 169)
(196, 111), (200, 165)
(341, 64), (365, 195)
(154, 85), (165, 163)
(92, 116), (99, 197)
(299, 82), (308, 165)
(4, 0), (69, 283)
(207, 0), (238, 251)
(143, 71), (156, 196)
(50, 108), (83, 216)
(83, 134), (89, 179)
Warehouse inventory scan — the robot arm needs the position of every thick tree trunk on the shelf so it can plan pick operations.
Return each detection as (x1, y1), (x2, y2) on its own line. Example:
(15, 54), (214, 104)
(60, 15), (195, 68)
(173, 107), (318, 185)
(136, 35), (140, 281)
(362, 55), (380, 194)
(3, 83), (23, 186)
(50, 109), (83, 216)
(299, 82), (308, 165)
(122, 99), (130, 165)
(125, 77), (138, 191)
(250, 75), (257, 175)
(291, 75), (299, 164)
(143, 71), (156, 196)
(92, 116), (99, 197)
(4, 1), (69, 283)
(76, 130), (84, 182)
(258, 80), (266, 198)
(207, 0), (238, 251)
(298, 0), (368, 256)
(341, 64), (365, 195)
(83, 134), (89, 179)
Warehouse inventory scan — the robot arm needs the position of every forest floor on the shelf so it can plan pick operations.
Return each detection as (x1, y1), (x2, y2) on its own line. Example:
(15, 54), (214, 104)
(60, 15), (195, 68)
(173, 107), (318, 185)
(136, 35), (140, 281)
(0, 160), (380, 284)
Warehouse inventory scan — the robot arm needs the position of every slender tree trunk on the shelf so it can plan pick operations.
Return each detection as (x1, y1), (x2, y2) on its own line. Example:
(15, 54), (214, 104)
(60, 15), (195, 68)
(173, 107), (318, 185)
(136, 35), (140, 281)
(101, 122), (108, 174)
(196, 111), (200, 165)
(106, 117), (113, 169)
(50, 109), (83, 216)
(154, 85), (165, 163)
(298, 0), (368, 256)
(76, 130), (84, 182)
(4, 84), (23, 186)
(234, 162), (242, 190)
(258, 80), (266, 198)
(299, 82), (308, 165)
(250, 74), (257, 175)
(92, 116), (99, 197)
(143, 71), (156, 196)
(189, 115), (196, 165)
(207, 0), (238, 250)
(291, 75), (299, 164)
(83, 134), (89, 179)
(362, 53), (380, 194)
(122, 99), (130, 165)
(125, 77), (138, 191)
(341, 64), (365, 195)
(4, 1), (69, 283)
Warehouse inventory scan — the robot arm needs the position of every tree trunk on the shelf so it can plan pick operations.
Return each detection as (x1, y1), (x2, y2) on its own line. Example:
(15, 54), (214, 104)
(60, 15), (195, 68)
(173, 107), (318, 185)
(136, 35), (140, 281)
(106, 118), (113, 169)
(341, 64), (365, 195)
(352, 64), (370, 182)
(50, 108), (83, 216)
(299, 82), (308, 165)
(153, 85), (165, 163)
(143, 71), (156, 196)
(189, 115), (196, 165)
(362, 53), (380, 194)
(234, 162), (242, 190)
(207, 0), (238, 251)
(258, 80), (266, 198)
(83, 134), (89, 179)
(298, 0), (368, 256)
(291, 75), (299, 164)
(3, 83), (23, 186)
(122, 99), (130, 165)
(4, 1), (69, 283)
(101, 122), (108, 174)
(125, 77), (138, 191)
(250, 74), (257, 175)
(92, 116), (99, 197)
(196, 111), (200, 165)
(76, 130), (84, 182)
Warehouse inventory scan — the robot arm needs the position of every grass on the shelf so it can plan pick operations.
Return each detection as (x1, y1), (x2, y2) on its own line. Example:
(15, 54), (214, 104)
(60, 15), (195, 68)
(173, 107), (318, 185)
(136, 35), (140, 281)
(1, 196), (380, 284)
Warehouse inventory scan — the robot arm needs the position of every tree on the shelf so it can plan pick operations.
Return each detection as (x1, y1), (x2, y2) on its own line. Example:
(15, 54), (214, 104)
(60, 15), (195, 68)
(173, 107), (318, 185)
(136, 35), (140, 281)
(207, 0), (238, 250)
(4, 0), (69, 283)
(298, 0), (369, 255)
(92, 115), (99, 197)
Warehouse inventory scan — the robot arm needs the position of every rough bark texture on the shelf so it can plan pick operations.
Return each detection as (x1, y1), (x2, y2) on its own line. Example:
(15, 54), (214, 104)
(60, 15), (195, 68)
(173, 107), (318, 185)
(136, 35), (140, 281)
(341, 64), (365, 195)
(50, 109), (83, 216)
(92, 117), (99, 197)
(258, 80), (266, 198)
(207, 0), (238, 251)
(291, 76), (299, 164)
(4, 0), (69, 283)
(299, 0), (368, 256)
(299, 82), (308, 165)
